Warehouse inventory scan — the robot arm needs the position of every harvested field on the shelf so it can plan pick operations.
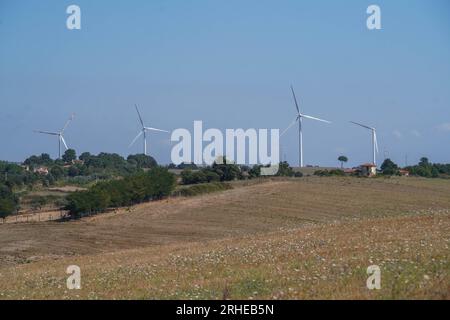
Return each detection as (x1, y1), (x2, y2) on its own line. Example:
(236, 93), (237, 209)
(0, 177), (449, 299)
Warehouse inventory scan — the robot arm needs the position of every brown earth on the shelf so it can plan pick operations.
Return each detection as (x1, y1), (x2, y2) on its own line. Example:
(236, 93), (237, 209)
(0, 177), (449, 299)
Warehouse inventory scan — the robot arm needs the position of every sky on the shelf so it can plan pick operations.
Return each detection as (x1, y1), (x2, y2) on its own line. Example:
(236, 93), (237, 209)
(0, 0), (449, 167)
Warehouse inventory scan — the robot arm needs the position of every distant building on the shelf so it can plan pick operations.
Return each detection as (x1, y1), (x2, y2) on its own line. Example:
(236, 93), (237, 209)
(33, 167), (49, 175)
(399, 169), (410, 177)
(359, 163), (377, 177)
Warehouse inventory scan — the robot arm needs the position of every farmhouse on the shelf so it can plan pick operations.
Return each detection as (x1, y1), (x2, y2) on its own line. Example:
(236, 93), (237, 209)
(33, 167), (49, 175)
(359, 163), (377, 177)
(399, 169), (410, 177)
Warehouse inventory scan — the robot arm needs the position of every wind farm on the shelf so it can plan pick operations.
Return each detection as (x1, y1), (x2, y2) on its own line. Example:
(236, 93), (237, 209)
(1, 0), (449, 304)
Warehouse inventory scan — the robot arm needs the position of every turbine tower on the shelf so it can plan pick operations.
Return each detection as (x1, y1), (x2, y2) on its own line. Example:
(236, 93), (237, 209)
(34, 114), (75, 159)
(130, 104), (169, 156)
(350, 121), (379, 166)
(281, 86), (331, 167)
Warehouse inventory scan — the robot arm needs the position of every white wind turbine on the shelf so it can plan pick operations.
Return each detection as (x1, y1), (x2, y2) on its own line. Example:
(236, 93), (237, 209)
(34, 114), (75, 159)
(350, 121), (379, 166)
(129, 104), (169, 156)
(281, 86), (331, 167)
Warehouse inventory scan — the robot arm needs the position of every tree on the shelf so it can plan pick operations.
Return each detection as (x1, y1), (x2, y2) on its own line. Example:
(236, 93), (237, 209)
(248, 165), (262, 178)
(24, 153), (53, 167)
(181, 169), (209, 185)
(276, 161), (294, 177)
(127, 154), (157, 168)
(68, 166), (80, 177)
(211, 157), (241, 181)
(419, 157), (429, 167)
(338, 155), (348, 169)
(62, 149), (77, 163)
(380, 158), (399, 175)
(79, 152), (92, 162)
(0, 184), (18, 219)
(177, 162), (198, 170)
(50, 166), (64, 180)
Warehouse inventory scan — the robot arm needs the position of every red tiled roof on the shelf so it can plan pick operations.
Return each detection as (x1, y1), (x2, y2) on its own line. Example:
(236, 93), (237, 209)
(360, 163), (376, 167)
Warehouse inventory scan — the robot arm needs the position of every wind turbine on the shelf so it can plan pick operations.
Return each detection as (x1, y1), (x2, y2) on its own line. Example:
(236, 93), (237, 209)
(34, 114), (75, 159)
(281, 86), (331, 167)
(130, 104), (169, 156)
(350, 121), (379, 166)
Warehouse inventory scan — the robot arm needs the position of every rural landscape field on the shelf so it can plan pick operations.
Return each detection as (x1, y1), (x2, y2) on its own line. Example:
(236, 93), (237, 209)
(1, 1), (450, 306)
(1, 176), (449, 299)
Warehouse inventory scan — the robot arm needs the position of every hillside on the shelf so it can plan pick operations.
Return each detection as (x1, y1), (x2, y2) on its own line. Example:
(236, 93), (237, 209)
(0, 177), (449, 299)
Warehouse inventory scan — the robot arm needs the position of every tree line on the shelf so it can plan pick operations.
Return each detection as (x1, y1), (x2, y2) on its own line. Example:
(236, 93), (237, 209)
(65, 167), (175, 217)
(180, 159), (302, 185)
(1, 150), (159, 190)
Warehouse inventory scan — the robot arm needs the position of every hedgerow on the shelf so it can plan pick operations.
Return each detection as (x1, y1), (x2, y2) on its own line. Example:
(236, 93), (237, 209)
(65, 167), (175, 216)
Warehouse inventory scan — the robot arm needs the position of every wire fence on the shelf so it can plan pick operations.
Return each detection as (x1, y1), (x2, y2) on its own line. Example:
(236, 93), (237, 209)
(0, 210), (69, 224)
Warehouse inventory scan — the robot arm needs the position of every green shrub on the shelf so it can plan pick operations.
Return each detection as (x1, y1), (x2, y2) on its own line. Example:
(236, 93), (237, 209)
(276, 162), (294, 177)
(0, 184), (19, 219)
(175, 182), (233, 197)
(314, 169), (345, 177)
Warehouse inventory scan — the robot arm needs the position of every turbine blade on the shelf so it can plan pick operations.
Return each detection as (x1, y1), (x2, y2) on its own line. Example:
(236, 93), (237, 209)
(290, 85), (301, 115)
(280, 116), (299, 137)
(144, 127), (170, 133)
(301, 114), (331, 124)
(60, 135), (68, 150)
(61, 113), (75, 133)
(135, 104), (144, 128)
(129, 130), (143, 147)
(34, 130), (59, 136)
(350, 121), (374, 130)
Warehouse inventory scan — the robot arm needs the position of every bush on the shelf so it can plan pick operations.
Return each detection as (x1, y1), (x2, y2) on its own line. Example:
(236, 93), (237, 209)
(181, 170), (207, 185)
(248, 165), (262, 178)
(65, 167), (176, 216)
(381, 158), (399, 175)
(204, 170), (220, 182)
(314, 169), (345, 177)
(0, 184), (18, 219)
(211, 159), (242, 181)
(276, 162), (294, 177)
(175, 182), (233, 197)
(127, 154), (157, 169)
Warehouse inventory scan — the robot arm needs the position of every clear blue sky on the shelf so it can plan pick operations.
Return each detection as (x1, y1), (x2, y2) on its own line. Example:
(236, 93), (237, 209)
(1, 0), (449, 166)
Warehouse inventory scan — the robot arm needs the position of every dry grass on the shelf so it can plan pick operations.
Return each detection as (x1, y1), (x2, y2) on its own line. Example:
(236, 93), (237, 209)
(0, 177), (449, 299)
